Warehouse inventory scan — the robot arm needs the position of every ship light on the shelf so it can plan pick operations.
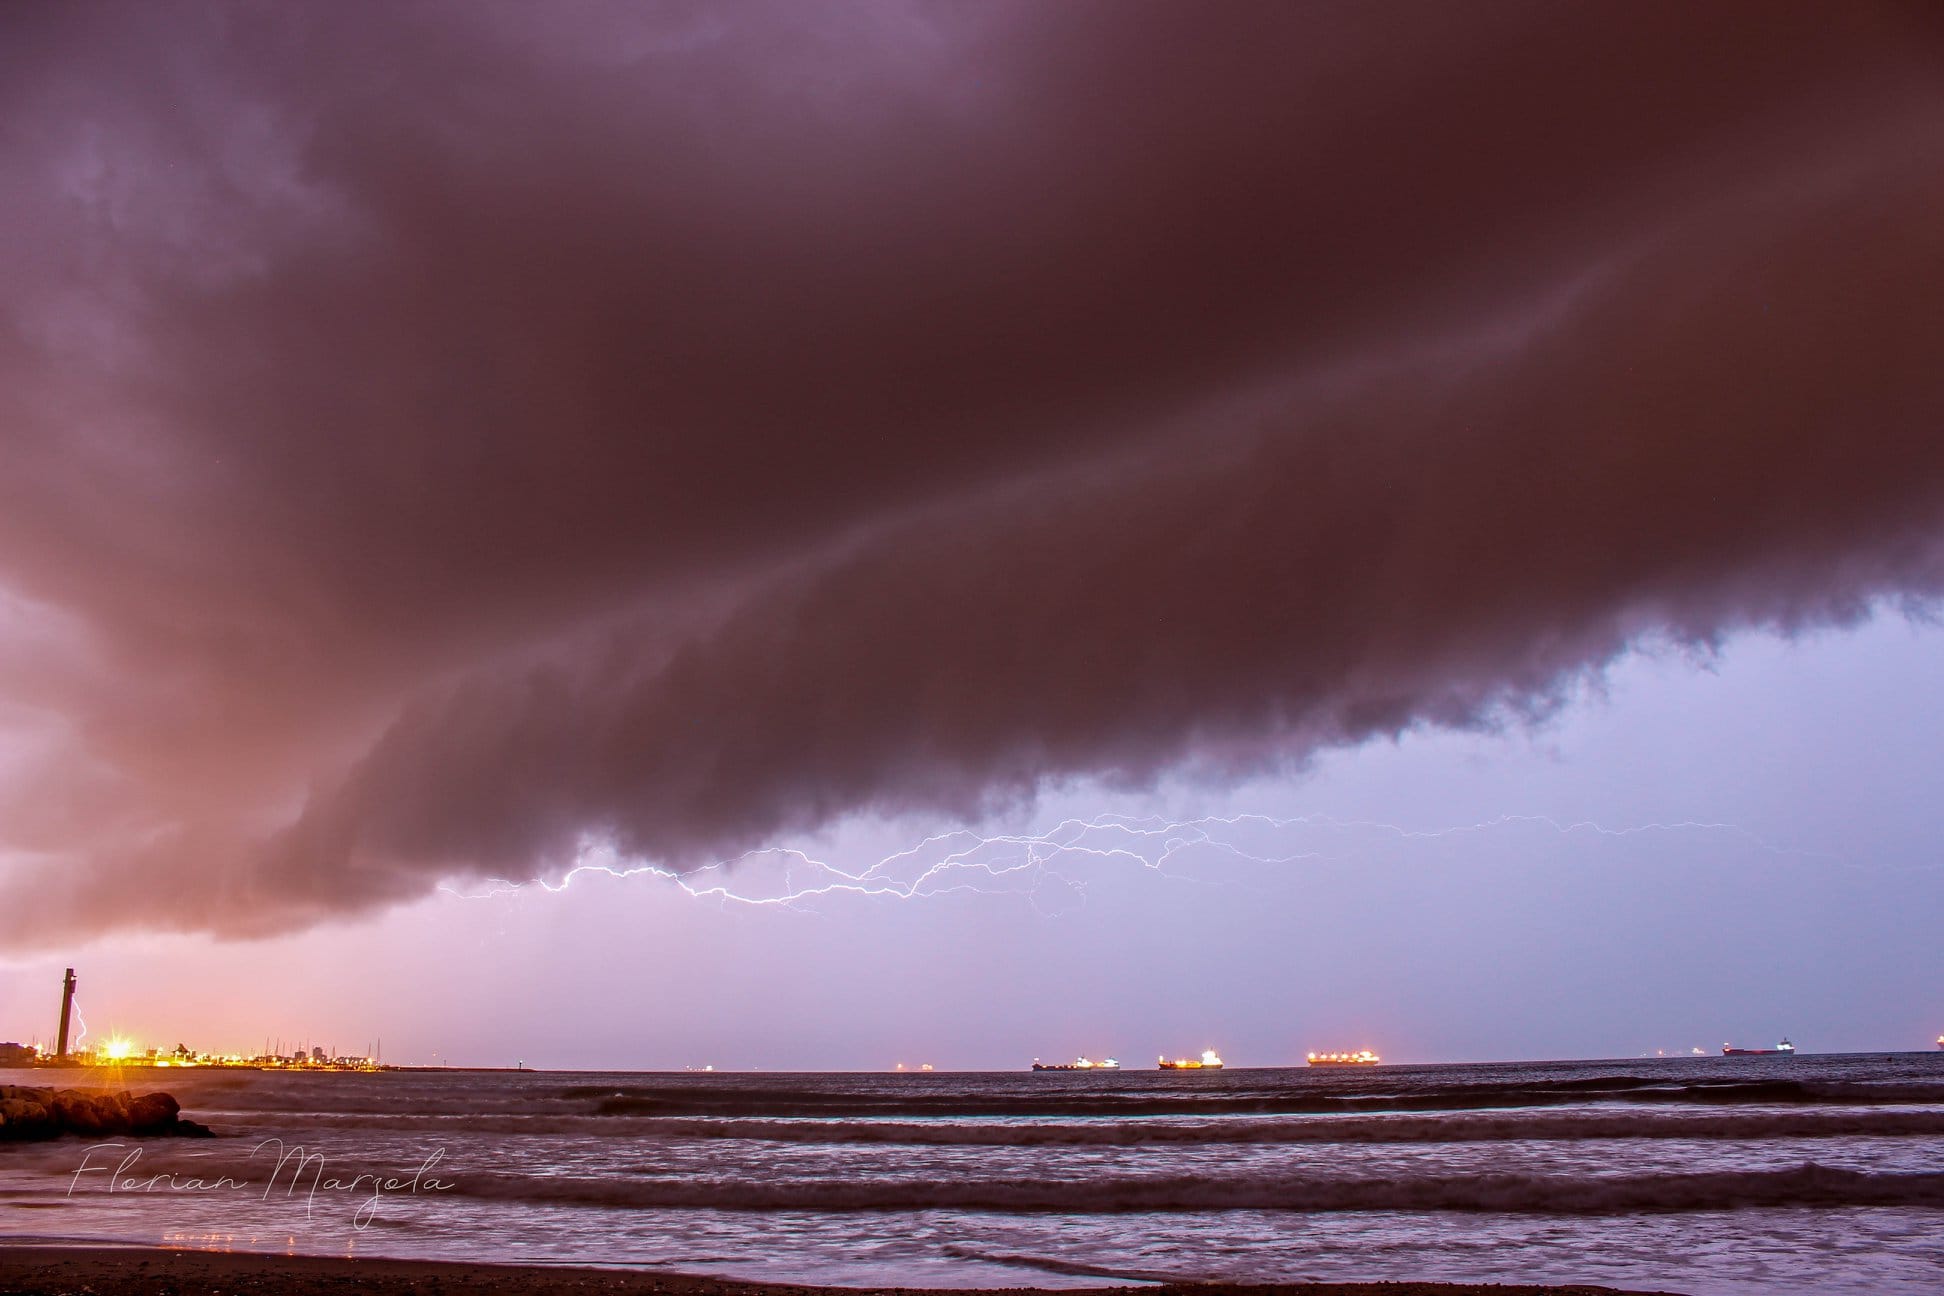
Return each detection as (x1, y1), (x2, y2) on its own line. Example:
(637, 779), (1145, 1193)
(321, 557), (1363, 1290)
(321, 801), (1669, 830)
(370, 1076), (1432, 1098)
(101, 1036), (136, 1061)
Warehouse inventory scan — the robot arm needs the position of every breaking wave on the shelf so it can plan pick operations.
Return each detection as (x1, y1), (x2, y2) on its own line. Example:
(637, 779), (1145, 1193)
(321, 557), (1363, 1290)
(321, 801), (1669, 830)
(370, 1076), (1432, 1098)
(589, 1109), (1944, 1146)
(206, 1102), (1944, 1146)
(441, 1163), (1944, 1213)
(571, 1077), (1944, 1120)
(937, 1245), (1192, 1283)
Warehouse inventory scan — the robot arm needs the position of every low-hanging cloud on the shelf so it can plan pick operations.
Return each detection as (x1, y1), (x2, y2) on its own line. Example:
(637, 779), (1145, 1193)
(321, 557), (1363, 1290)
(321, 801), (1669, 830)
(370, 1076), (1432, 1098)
(3, 1), (1943, 942)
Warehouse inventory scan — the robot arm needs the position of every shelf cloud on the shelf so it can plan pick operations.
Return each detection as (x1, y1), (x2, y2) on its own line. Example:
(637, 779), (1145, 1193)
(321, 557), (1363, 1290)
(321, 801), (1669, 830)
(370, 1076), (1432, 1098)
(3, 1), (1943, 942)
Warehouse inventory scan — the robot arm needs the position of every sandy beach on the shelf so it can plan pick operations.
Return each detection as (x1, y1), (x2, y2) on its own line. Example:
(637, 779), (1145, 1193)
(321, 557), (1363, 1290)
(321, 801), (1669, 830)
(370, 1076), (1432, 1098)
(0, 1248), (1684, 1296)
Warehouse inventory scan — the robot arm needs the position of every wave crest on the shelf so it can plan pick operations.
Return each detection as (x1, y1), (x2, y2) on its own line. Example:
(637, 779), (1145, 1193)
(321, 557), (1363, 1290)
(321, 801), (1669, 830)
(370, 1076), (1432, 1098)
(442, 1163), (1944, 1213)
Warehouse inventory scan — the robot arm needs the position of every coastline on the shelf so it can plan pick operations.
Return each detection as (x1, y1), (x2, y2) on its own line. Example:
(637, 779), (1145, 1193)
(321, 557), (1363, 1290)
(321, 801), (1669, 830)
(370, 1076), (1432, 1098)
(0, 1246), (1685, 1296)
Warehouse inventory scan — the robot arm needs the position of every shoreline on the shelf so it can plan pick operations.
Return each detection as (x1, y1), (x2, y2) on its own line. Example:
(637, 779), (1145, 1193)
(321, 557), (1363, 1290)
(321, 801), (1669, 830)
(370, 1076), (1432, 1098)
(0, 1245), (1685, 1296)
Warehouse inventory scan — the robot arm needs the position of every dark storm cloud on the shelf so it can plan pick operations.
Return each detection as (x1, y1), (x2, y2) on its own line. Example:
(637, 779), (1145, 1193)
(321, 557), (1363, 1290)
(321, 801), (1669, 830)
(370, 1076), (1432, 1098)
(2, 1), (1942, 940)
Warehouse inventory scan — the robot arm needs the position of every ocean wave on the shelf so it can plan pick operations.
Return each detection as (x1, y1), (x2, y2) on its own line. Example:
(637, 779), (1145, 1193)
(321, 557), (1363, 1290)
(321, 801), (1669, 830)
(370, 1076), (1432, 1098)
(573, 1078), (1944, 1120)
(176, 1106), (1944, 1147)
(606, 1109), (1944, 1146)
(151, 1067), (1944, 1125)
(440, 1163), (1944, 1213)
(937, 1244), (1191, 1283)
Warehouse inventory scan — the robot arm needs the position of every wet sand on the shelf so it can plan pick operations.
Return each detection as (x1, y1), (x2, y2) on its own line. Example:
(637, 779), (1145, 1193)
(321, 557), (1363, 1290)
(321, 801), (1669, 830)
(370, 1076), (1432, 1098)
(0, 1246), (1684, 1296)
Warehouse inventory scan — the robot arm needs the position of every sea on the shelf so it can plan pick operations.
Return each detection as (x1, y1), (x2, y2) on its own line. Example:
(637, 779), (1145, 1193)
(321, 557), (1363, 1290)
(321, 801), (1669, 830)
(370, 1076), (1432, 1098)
(3, 1053), (1942, 1294)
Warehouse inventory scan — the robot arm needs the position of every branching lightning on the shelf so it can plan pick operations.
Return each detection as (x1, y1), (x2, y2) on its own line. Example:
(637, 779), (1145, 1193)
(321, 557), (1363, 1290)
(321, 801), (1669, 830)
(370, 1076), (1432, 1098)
(435, 811), (1837, 915)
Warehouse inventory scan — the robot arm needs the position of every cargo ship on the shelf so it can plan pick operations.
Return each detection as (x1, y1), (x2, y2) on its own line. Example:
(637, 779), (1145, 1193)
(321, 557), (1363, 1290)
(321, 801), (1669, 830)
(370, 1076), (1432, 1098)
(1031, 1057), (1119, 1071)
(1721, 1038), (1794, 1056)
(1307, 1050), (1380, 1066)
(1157, 1049), (1224, 1070)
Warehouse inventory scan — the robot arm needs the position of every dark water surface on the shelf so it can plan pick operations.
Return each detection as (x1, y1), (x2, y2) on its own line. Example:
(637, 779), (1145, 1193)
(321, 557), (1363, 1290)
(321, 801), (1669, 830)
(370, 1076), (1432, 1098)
(4, 1053), (1942, 1292)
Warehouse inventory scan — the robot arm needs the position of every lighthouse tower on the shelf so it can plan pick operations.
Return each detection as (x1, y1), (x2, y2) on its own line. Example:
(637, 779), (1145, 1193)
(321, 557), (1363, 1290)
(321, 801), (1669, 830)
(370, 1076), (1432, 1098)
(55, 968), (76, 1059)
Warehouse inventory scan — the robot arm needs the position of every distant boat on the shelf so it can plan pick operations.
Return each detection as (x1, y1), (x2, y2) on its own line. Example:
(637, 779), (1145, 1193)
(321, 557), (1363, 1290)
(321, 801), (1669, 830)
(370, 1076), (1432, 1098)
(1936, 1035), (1942, 1051)
(1722, 1038), (1795, 1056)
(1031, 1057), (1119, 1071)
(1158, 1049), (1224, 1070)
(1308, 1049), (1380, 1066)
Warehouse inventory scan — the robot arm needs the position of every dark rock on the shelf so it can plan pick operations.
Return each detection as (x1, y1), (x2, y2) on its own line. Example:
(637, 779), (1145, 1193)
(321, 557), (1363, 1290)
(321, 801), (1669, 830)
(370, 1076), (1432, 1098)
(0, 1096), (56, 1140)
(0, 1086), (195, 1141)
(52, 1089), (113, 1135)
(126, 1092), (180, 1127)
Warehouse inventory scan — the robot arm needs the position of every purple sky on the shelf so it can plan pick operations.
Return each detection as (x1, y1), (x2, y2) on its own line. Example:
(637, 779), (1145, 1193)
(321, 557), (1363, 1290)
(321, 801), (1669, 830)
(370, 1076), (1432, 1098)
(2, 617), (1938, 1067)
(2, 2), (1942, 1064)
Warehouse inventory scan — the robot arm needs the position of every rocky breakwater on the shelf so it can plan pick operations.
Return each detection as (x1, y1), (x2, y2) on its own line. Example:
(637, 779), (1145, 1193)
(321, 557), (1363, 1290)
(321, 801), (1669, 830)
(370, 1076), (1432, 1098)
(0, 1084), (213, 1141)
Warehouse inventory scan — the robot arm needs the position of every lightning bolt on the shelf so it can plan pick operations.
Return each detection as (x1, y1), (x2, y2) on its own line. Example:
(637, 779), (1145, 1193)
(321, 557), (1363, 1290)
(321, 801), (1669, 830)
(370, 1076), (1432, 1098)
(436, 810), (1837, 914)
